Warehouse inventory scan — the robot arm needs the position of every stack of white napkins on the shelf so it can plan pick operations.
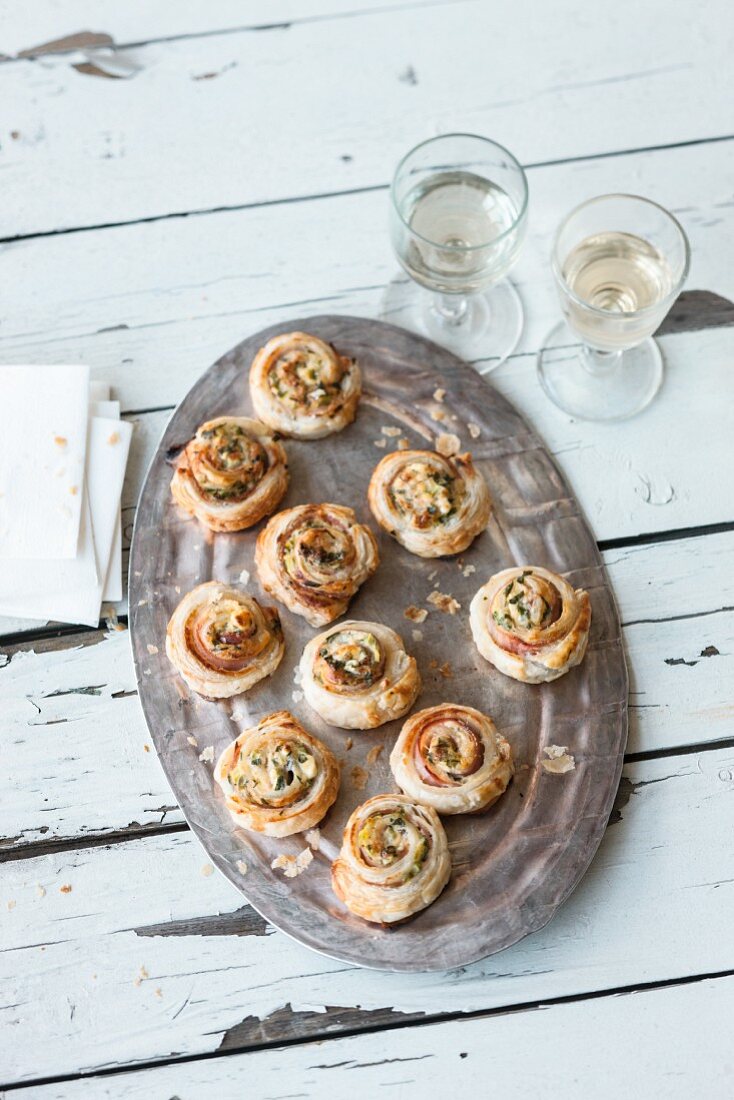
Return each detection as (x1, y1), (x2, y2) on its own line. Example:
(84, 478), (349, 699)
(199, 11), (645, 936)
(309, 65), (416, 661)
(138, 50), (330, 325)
(0, 365), (132, 627)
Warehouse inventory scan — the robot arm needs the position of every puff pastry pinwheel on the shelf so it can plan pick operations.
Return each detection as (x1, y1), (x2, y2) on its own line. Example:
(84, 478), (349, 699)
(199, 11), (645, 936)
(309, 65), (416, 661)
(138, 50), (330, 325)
(390, 704), (513, 815)
(214, 711), (339, 837)
(299, 620), (421, 730)
(249, 331), (361, 439)
(368, 449), (491, 558)
(332, 794), (451, 923)
(469, 566), (591, 684)
(170, 416), (288, 532)
(255, 503), (379, 627)
(165, 581), (284, 698)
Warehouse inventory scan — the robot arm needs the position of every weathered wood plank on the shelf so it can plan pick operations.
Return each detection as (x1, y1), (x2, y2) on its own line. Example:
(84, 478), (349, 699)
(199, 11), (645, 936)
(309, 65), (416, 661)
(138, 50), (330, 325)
(1, 746), (732, 1082)
(2, 0), (732, 236)
(1, 529), (731, 852)
(9, 976), (731, 1099)
(1, 0), (457, 56)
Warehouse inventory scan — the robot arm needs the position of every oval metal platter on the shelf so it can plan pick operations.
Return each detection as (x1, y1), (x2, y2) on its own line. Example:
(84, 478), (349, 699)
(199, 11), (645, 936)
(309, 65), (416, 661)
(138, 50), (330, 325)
(129, 314), (628, 973)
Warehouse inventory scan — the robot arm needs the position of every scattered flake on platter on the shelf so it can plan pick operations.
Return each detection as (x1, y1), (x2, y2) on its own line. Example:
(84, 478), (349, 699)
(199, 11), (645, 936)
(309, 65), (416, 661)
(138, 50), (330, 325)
(427, 590), (461, 614)
(428, 660), (452, 678)
(236, 859), (248, 875)
(271, 849), (313, 878)
(404, 605), (428, 623)
(350, 765), (369, 790)
(198, 745), (214, 763)
(427, 569), (437, 581)
(174, 585), (181, 594)
(462, 563), (476, 577)
(468, 422), (481, 439)
(305, 828), (321, 851)
(293, 664), (303, 685)
(436, 432), (461, 457)
(541, 745), (576, 774)
(187, 735), (198, 748)
(366, 744), (384, 766)
(292, 689), (304, 703)
(412, 629), (423, 642)
(381, 425), (402, 437)
(430, 408), (446, 423)
(238, 568), (250, 585)
(201, 863), (214, 877)
(433, 388), (446, 403)
(373, 438), (387, 449)
(344, 737), (353, 751)
(397, 437), (410, 450)
(146, 643), (158, 654)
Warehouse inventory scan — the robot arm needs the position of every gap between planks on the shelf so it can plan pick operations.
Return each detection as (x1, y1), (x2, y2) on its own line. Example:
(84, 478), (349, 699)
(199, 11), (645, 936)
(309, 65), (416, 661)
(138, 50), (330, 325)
(1, 966), (732, 1095)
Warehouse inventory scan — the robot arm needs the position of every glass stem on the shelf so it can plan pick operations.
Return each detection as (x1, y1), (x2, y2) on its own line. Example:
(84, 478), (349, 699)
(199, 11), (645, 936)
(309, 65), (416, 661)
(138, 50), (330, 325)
(581, 345), (623, 377)
(433, 292), (469, 327)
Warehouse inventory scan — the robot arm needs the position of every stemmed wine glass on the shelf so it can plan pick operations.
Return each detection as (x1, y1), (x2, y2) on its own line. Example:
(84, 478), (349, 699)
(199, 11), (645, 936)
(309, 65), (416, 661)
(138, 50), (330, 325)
(537, 194), (690, 420)
(385, 133), (529, 370)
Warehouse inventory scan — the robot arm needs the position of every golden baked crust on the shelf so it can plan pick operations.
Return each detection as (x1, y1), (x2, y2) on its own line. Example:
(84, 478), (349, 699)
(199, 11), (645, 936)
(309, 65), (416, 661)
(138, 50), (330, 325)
(249, 331), (361, 439)
(390, 704), (513, 815)
(300, 620), (421, 730)
(331, 794), (451, 923)
(165, 581), (284, 698)
(255, 503), (379, 627)
(214, 711), (339, 838)
(170, 416), (288, 532)
(469, 566), (591, 684)
(368, 449), (491, 558)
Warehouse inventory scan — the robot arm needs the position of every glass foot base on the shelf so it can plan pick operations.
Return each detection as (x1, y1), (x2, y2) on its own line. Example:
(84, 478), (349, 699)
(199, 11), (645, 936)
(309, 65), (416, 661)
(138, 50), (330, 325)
(536, 321), (664, 421)
(380, 276), (524, 372)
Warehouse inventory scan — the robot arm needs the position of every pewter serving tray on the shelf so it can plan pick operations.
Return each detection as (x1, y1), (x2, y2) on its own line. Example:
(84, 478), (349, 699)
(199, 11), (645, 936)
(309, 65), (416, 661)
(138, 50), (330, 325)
(129, 315), (628, 973)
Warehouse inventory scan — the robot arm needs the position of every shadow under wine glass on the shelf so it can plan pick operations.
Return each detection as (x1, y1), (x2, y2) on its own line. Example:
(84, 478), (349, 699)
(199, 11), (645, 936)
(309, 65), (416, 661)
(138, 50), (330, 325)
(381, 133), (529, 372)
(537, 193), (690, 421)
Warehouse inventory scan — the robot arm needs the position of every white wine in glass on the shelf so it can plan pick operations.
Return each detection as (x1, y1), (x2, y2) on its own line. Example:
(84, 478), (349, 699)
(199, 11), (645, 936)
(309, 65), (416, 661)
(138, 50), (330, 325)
(537, 194), (690, 421)
(385, 134), (528, 370)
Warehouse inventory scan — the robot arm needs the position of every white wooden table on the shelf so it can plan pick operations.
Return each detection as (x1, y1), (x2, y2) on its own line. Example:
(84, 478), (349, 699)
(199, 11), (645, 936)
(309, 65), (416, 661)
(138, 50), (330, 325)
(1, 2), (733, 1096)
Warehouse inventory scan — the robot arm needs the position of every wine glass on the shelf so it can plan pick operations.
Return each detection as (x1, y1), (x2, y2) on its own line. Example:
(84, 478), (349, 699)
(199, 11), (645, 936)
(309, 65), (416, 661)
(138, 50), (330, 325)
(537, 194), (690, 421)
(384, 133), (529, 370)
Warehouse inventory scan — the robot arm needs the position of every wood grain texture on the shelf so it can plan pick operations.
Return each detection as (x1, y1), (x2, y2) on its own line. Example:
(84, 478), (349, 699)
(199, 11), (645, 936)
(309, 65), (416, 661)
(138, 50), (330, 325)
(2, 530), (731, 854)
(2, 0), (731, 236)
(1, 745), (733, 1082)
(9, 976), (732, 1099)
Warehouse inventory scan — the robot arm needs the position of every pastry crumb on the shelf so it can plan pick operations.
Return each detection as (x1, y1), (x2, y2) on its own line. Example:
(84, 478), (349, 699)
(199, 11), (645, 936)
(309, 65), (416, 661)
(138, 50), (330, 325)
(373, 438), (387, 449)
(133, 965), (149, 987)
(143, 744), (150, 753)
(344, 737), (353, 751)
(59, 884), (72, 894)
(271, 849), (313, 878)
(293, 665), (303, 685)
(238, 569), (250, 585)
(187, 735), (199, 748)
(305, 828), (321, 851)
(36, 885), (46, 899)
(138, 598), (147, 606)
(381, 425), (402, 437)
(436, 432), (461, 457)
(292, 689), (304, 703)
(430, 408), (446, 423)
(404, 605), (428, 623)
(350, 765), (369, 790)
(541, 746), (576, 774)
(433, 388), (446, 403)
(201, 863), (214, 877)
(174, 585), (181, 594)
(54, 435), (67, 447)
(468, 422), (481, 439)
(412, 629), (423, 642)
(397, 437), (410, 450)
(146, 644), (159, 655)
(107, 431), (120, 446)
(198, 745), (214, 763)
(154, 987), (163, 998)
(236, 859), (248, 875)
(437, 661), (452, 679)
(7, 899), (16, 911)
(68, 485), (78, 496)
(366, 744), (384, 766)
(462, 564), (476, 577)
(427, 590), (461, 614)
